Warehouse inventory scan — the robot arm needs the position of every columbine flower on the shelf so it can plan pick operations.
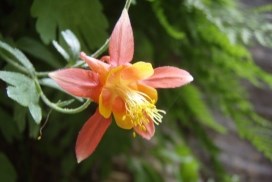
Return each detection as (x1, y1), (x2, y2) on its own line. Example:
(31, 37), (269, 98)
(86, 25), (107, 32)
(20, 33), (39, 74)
(49, 10), (193, 163)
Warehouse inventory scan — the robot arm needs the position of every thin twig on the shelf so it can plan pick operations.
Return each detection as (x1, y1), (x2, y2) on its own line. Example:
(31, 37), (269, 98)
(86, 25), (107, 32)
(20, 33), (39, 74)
(35, 78), (91, 114)
(0, 53), (30, 75)
(36, 71), (50, 77)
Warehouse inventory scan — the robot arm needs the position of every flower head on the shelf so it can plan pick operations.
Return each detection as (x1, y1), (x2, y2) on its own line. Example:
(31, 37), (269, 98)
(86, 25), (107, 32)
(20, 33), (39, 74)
(49, 10), (193, 163)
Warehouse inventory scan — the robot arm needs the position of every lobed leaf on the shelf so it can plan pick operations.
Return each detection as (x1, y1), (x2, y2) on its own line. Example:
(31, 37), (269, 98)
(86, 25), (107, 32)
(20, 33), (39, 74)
(0, 41), (35, 72)
(61, 30), (81, 60)
(52, 40), (70, 61)
(0, 71), (42, 124)
(52, 30), (81, 62)
(31, 0), (108, 50)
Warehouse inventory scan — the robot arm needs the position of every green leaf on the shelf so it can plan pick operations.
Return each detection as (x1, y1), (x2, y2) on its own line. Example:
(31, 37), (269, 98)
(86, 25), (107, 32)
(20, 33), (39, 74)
(241, 29), (252, 44)
(253, 4), (272, 13)
(234, 113), (272, 160)
(152, 1), (185, 40)
(129, 157), (163, 182)
(27, 114), (40, 138)
(16, 37), (62, 68)
(181, 85), (226, 133)
(255, 31), (267, 46)
(61, 30), (80, 60)
(177, 146), (199, 182)
(0, 153), (17, 182)
(0, 71), (36, 106)
(29, 103), (42, 124)
(52, 30), (81, 62)
(0, 40), (35, 72)
(0, 71), (42, 124)
(31, 0), (108, 49)
(52, 40), (70, 61)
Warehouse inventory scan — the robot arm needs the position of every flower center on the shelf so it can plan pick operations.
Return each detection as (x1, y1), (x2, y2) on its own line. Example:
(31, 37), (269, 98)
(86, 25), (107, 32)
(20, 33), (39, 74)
(121, 88), (166, 130)
(105, 65), (165, 131)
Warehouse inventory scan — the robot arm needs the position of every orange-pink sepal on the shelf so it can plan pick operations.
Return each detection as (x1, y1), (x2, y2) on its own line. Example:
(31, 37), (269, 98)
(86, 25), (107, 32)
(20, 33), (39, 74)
(109, 9), (134, 66)
(49, 68), (100, 100)
(80, 52), (110, 75)
(75, 110), (111, 163)
(134, 121), (155, 140)
(142, 66), (194, 88)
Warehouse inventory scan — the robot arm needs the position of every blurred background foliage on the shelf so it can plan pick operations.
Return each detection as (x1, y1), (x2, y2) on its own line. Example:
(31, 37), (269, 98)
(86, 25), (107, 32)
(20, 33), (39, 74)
(0, 0), (272, 181)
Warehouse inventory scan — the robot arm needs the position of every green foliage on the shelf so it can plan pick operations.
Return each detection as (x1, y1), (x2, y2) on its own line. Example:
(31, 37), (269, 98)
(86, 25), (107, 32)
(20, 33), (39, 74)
(52, 29), (81, 63)
(151, 0), (185, 40)
(156, 137), (200, 182)
(0, 41), (35, 73)
(129, 157), (164, 182)
(147, 0), (272, 164)
(0, 71), (42, 123)
(16, 37), (62, 68)
(180, 85), (226, 133)
(31, 0), (109, 50)
(181, 0), (272, 161)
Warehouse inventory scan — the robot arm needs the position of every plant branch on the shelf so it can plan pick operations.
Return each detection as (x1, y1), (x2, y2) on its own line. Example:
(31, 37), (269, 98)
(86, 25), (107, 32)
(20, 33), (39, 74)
(0, 53), (30, 75)
(91, 38), (110, 58)
(34, 78), (91, 114)
(36, 71), (50, 77)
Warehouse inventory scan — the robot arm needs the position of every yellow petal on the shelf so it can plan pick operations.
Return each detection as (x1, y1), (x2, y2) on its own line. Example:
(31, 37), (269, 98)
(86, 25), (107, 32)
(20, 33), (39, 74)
(133, 62), (154, 79)
(113, 111), (133, 129)
(137, 83), (158, 102)
(99, 89), (112, 118)
(121, 61), (154, 81)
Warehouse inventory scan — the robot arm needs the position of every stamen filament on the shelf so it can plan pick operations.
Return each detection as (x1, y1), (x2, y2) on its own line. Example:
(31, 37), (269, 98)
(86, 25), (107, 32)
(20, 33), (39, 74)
(118, 87), (166, 130)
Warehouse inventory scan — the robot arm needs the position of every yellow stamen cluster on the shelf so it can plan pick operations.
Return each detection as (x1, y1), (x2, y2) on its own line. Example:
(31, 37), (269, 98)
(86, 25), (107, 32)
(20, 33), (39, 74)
(122, 89), (166, 131)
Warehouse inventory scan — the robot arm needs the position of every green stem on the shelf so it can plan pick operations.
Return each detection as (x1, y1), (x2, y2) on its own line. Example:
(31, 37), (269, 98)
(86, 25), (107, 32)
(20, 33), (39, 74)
(91, 38), (110, 58)
(125, 0), (133, 10)
(1, 53), (30, 75)
(35, 78), (91, 114)
(41, 93), (91, 114)
(36, 71), (50, 77)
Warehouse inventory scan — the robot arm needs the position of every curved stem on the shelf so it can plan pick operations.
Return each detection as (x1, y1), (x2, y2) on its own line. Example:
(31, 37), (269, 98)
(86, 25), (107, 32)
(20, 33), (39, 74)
(41, 93), (91, 114)
(91, 38), (110, 58)
(35, 78), (91, 114)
